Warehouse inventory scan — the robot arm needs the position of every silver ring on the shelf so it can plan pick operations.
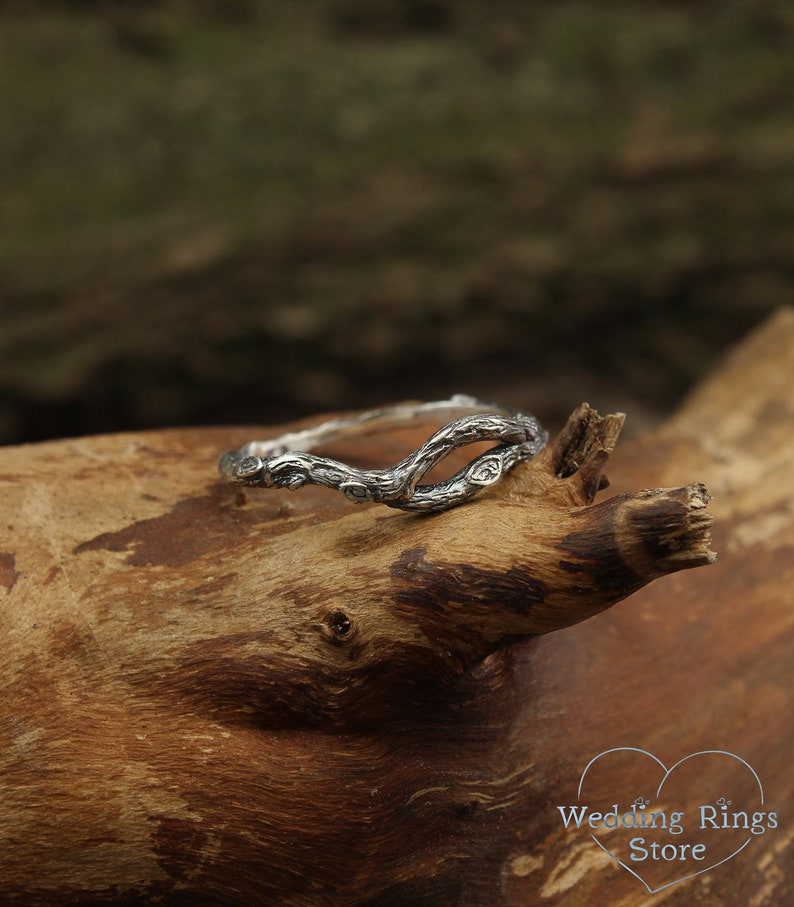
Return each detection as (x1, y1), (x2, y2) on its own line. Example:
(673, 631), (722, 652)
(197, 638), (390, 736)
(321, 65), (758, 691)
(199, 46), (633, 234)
(218, 394), (548, 512)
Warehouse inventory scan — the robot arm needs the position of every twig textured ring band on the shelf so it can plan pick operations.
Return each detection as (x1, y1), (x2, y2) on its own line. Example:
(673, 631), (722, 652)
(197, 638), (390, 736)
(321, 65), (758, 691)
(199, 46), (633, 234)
(218, 394), (548, 512)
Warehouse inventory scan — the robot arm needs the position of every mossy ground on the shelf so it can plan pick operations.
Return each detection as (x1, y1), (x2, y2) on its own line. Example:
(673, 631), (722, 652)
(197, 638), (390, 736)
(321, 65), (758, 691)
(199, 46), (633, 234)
(1, 1), (792, 442)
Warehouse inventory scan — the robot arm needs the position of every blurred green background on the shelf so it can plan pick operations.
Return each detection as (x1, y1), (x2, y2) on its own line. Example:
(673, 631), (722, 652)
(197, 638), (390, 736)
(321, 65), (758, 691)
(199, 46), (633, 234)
(1, 0), (792, 445)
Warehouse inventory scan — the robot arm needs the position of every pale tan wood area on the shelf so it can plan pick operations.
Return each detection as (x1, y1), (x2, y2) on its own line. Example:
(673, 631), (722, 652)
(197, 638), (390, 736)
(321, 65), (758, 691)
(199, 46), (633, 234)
(1, 309), (791, 905)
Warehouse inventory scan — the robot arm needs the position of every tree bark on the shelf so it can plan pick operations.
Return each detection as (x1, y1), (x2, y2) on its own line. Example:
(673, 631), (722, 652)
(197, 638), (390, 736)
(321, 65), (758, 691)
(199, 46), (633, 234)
(2, 309), (792, 905)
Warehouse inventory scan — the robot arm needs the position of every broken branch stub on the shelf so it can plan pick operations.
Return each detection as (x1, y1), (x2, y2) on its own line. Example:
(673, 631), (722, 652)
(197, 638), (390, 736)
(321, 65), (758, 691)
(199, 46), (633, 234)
(339, 403), (715, 654)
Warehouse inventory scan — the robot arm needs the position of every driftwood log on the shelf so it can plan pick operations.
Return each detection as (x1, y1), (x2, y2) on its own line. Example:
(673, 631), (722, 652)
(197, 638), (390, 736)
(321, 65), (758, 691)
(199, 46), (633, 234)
(1, 308), (792, 905)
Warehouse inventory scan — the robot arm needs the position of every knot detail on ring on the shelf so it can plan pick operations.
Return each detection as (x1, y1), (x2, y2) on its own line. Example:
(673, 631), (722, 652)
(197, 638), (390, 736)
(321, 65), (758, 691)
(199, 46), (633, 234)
(218, 395), (548, 512)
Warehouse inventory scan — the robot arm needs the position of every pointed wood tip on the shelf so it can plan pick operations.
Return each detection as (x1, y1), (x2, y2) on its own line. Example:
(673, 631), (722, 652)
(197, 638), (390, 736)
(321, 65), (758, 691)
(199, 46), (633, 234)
(541, 404), (625, 504)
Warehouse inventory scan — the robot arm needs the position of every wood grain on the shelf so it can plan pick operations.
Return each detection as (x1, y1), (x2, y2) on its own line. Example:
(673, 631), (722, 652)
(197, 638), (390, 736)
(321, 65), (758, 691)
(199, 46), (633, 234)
(2, 309), (791, 905)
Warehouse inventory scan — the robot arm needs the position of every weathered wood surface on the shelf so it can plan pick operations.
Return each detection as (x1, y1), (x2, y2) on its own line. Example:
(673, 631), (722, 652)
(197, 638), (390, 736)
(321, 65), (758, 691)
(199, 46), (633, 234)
(1, 308), (792, 905)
